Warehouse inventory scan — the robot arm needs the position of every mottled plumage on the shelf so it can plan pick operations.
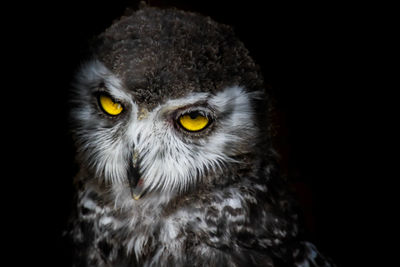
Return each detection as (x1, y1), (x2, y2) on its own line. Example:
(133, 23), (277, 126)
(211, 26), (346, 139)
(69, 6), (335, 267)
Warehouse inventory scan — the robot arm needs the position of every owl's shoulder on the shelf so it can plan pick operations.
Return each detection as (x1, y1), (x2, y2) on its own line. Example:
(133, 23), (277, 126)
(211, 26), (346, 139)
(69, 180), (129, 266)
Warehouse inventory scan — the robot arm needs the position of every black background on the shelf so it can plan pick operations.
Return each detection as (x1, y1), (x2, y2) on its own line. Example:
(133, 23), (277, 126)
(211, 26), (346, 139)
(6, 1), (376, 266)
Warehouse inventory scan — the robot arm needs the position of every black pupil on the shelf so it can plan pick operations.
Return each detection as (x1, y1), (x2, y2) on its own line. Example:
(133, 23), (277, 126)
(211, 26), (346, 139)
(189, 112), (200, 119)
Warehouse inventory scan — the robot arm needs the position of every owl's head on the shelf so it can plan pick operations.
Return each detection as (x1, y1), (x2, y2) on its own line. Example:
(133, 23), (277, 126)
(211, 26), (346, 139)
(71, 7), (270, 200)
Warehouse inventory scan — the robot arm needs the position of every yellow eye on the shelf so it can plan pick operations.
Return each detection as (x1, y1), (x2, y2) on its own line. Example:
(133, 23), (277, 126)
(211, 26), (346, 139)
(179, 112), (210, 132)
(98, 94), (123, 116)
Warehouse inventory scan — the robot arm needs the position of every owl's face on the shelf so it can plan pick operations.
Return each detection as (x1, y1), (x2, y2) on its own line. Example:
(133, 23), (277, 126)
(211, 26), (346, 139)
(71, 8), (265, 200)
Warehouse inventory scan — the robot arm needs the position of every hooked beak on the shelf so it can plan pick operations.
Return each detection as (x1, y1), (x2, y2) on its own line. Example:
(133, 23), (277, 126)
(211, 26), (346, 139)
(127, 150), (146, 200)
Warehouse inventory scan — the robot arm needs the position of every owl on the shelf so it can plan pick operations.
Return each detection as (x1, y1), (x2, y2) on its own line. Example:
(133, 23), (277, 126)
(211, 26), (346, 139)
(69, 6), (336, 267)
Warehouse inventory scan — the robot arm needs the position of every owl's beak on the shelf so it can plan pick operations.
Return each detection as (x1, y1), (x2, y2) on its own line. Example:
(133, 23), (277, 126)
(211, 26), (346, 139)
(127, 150), (146, 200)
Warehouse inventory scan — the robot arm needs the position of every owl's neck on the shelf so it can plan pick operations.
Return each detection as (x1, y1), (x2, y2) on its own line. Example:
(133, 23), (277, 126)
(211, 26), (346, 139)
(76, 145), (277, 222)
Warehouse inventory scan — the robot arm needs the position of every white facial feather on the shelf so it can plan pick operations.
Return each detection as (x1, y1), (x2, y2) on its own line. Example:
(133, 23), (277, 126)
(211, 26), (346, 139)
(72, 60), (259, 200)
